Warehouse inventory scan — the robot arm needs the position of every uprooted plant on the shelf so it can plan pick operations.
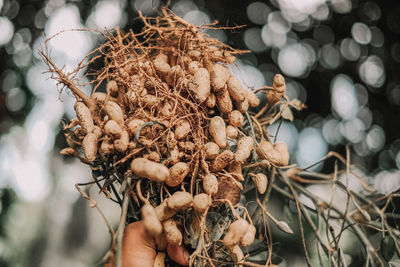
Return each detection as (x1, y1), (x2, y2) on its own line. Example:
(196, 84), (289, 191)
(41, 7), (400, 267)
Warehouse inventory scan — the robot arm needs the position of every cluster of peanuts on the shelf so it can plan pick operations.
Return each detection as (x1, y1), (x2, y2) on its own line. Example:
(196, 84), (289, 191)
(59, 10), (292, 265)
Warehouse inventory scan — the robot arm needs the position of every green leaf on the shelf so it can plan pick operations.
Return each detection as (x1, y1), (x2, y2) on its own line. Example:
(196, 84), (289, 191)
(381, 235), (395, 262)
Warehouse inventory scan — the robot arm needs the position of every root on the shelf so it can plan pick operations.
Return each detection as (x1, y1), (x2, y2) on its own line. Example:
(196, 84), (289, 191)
(43, 6), (392, 267)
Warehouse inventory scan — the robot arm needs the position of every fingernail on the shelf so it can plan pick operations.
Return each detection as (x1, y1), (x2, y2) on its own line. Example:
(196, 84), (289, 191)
(183, 250), (190, 263)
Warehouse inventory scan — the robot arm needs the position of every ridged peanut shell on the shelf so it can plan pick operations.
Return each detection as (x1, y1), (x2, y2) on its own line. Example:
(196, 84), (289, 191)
(166, 162), (190, 187)
(130, 158), (169, 182)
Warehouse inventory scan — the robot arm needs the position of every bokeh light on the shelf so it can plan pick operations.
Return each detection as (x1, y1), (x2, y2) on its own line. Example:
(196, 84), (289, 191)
(0, 126), (51, 202)
(359, 55), (385, 88)
(391, 43), (400, 63)
(331, 0), (352, 14)
(0, 16), (14, 46)
(268, 11), (290, 34)
(45, 5), (93, 65)
(351, 22), (372, 45)
(374, 170), (400, 194)
(247, 2), (270, 25)
(279, 0), (325, 22)
(388, 85), (400, 106)
(172, 1), (198, 17)
(278, 44), (310, 77)
(342, 118), (365, 143)
(361, 1), (381, 22)
(183, 10), (210, 26)
(370, 26), (384, 47)
(320, 43), (341, 69)
(296, 127), (328, 171)
(268, 121), (299, 155)
(132, 0), (160, 15)
(366, 125), (385, 153)
(322, 118), (343, 145)
(339, 38), (361, 61)
(311, 3), (330, 20)
(244, 27), (266, 53)
(5, 87), (26, 112)
(229, 60), (266, 89)
(396, 151), (400, 169)
(331, 75), (358, 120)
(261, 23), (287, 48)
(357, 106), (373, 129)
(86, 0), (126, 29)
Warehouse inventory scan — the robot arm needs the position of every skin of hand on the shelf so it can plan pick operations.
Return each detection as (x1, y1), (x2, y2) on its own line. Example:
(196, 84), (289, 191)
(120, 221), (190, 267)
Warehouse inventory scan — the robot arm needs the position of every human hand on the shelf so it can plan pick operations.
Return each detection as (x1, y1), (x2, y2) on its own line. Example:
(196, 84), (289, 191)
(120, 221), (189, 267)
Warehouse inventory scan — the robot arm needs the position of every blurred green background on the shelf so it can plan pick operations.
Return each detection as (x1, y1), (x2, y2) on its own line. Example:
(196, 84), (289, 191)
(1, 0), (400, 266)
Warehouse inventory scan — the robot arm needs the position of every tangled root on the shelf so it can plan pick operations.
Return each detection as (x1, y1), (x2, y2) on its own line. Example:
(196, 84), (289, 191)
(42, 7), (304, 267)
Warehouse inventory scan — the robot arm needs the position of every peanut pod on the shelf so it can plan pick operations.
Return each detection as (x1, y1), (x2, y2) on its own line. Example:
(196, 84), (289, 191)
(228, 160), (244, 181)
(193, 193), (211, 213)
(229, 110), (244, 127)
(130, 158), (169, 182)
(212, 150), (234, 172)
(167, 191), (193, 210)
(155, 201), (176, 221)
(166, 162), (190, 187)
(82, 132), (99, 162)
(142, 203), (163, 236)
(204, 142), (220, 160)
(104, 119), (122, 138)
(244, 89), (260, 107)
(251, 173), (268, 194)
(114, 130), (129, 153)
(226, 125), (238, 139)
(74, 102), (94, 134)
(234, 136), (253, 164)
(209, 116), (227, 148)
(240, 224), (256, 247)
(216, 87), (233, 114)
(203, 174), (218, 195)
(163, 219), (183, 246)
(205, 93), (216, 108)
(104, 101), (124, 126)
(227, 76), (245, 103)
(211, 64), (230, 92)
(175, 120), (191, 140)
(190, 68), (211, 102)
(106, 80), (118, 97)
(222, 219), (249, 247)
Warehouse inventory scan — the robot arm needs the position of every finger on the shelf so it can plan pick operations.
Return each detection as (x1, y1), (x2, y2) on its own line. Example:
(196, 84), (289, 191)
(167, 244), (190, 266)
(122, 221), (157, 267)
(154, 231), (168, 251)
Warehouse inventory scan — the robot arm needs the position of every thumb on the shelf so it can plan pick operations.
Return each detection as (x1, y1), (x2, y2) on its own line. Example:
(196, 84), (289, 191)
(167, 244), (190, 266)
(122, 221), (157, 267)
(120, 221), (190, 267)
